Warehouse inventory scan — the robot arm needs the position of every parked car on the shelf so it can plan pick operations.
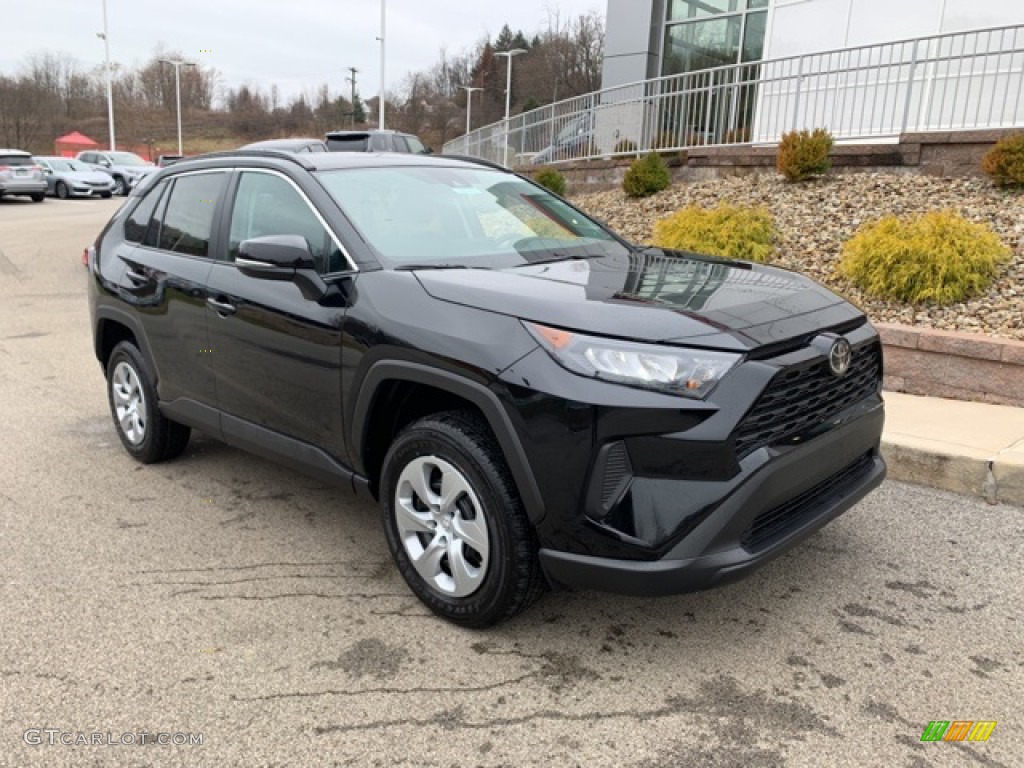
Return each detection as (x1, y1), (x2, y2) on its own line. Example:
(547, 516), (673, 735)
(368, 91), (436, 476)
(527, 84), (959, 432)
(325, 129), (430, 154)
(75, 150), (156, 196)
(531, 112), (595, 165)
(34, 156), (115, 199)
(155, 155), (185, 167)
(0, 149), (47, 202)
(241, 138), (328, 154)
(87, 149), (885, 626)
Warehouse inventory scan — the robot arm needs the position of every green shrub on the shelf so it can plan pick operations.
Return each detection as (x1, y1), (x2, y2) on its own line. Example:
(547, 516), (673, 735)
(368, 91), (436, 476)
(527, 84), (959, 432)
(614, 138), (638, 154)
(777, 128), (834, 182)
(533, 168), (567, 196)
(981, 133), (1024, 187)
(653, 205), (775, 263)
(839, 210), (1010, 304)
(623, 153), (671, 198)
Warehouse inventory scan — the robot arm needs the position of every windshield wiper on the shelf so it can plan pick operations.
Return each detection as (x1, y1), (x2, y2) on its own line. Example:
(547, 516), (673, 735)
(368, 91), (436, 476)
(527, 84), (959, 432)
(394, 263), (478, 271)
(515, 253), (597, 267)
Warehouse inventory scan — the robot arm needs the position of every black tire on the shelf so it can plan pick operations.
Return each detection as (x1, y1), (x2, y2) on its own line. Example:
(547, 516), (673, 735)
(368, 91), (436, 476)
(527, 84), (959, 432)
(55, 181), (69, 200)
(105, 341), (190, 464)
(30, 193), (44, 202)
(381, 411), (545, 627)
(112, 176), (127, 196)
(100, 191), (112, 199)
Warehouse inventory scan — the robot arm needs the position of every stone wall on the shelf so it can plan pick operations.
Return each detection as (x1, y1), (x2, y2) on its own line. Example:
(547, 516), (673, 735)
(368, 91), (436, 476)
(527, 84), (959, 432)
(526, 129), (1021, 193)
(878, 323), (1024, 408)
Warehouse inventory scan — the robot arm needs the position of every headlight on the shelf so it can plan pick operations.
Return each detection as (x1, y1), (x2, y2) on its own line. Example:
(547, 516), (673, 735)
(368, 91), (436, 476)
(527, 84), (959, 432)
(525, 322), (740, 398)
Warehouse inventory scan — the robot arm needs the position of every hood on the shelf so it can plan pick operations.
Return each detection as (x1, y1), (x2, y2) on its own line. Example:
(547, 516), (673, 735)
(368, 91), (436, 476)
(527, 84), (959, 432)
(114, 164), (155, 175)
(414, 249), (864, 352)
(62, 170), (115, 184)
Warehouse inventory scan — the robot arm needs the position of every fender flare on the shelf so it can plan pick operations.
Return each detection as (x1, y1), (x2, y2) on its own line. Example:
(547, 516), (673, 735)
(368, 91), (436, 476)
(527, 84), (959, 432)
(351, 360), (546, 524)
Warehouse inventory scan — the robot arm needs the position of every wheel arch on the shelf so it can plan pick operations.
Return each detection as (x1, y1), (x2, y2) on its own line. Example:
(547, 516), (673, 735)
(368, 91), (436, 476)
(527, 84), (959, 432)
(352, 361), (545, 524)
(93, 308), (159, 384)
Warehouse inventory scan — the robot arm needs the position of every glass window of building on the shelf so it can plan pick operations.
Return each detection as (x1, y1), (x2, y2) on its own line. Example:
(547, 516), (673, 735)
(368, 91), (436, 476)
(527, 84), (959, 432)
(663, 1), (770, 76)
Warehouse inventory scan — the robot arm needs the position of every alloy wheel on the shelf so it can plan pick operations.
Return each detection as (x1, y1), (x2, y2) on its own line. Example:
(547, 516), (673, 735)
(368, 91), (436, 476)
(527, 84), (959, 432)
(111, 361), (147, 445)
(394, 455), (490, 598)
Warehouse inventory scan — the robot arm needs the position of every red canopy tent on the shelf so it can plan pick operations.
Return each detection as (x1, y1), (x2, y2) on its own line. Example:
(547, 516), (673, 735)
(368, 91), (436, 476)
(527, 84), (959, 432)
(54, 131), (99, 158)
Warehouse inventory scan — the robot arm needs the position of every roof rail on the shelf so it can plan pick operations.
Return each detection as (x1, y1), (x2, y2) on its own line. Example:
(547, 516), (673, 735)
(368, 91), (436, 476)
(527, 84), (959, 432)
(437, 154), (509, 172)
(183, 148), (315, 169)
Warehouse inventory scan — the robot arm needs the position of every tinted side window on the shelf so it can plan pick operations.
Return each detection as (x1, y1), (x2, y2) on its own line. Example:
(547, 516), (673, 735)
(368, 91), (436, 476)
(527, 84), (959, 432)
(157, 173), (227, 258)
(370, 133), (390, 151)
(124, 180), (168, 243)
(228, 172), (345, 273)
(393, 137), (410, 153)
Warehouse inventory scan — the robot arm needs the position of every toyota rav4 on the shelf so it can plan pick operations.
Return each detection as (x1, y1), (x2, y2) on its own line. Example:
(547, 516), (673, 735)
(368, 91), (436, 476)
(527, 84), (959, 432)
(87, 149), (885, 626)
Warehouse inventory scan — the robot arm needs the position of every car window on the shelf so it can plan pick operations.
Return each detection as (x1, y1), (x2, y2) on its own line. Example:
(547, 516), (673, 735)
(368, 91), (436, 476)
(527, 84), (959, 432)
(156, 173), (227, 258)
(0, 155), (34, 166)
(326, 135), (370, 152)
(308, 143), (327, 153)
(392, 136), (410, 153)
(404, 136), (428, 154)
(228, 171), (346, 274)
(125, 180), (168, 244)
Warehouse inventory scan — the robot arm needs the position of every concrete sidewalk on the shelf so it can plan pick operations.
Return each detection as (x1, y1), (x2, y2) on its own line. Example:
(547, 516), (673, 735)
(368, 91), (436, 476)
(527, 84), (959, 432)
(882, 391), (1024, 506)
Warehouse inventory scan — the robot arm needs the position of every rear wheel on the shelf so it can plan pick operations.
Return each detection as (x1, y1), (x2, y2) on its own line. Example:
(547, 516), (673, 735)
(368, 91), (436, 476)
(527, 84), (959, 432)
(381, 411), (545, 627)
(55, 181), (69, 200)
(106, 341), (190, 463)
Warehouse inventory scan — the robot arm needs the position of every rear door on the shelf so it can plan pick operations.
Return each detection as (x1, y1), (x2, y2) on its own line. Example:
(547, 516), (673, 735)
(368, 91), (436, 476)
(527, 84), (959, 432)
(205, 168), (354, 460)
(117, 170), (229, 410)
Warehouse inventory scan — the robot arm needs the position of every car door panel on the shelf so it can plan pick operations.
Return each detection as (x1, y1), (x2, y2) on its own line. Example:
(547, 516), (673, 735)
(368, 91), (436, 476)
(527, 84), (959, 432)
(206, 169), (351, 462)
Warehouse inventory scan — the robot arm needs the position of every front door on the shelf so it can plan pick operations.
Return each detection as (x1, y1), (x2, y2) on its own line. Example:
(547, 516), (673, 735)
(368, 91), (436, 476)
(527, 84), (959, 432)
(205, 169), (352, 461)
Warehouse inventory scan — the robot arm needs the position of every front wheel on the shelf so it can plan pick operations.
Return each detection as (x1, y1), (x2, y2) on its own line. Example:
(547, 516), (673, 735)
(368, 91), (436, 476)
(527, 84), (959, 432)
(99, 191), (112, 199)
(381, 412), (545, 627)
(55, 181), (69, 199)
(106, 341), (190, 463)
(30, 193), (44, 202)
(112, 176), (127, 196)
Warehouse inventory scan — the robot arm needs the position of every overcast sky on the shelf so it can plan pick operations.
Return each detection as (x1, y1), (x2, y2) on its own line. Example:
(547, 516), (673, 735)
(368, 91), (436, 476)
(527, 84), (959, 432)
(3, 0), (605, 102)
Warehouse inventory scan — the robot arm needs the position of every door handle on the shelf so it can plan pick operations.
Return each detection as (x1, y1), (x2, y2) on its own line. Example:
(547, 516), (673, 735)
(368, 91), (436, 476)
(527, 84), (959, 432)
(207, 297), (237, 316)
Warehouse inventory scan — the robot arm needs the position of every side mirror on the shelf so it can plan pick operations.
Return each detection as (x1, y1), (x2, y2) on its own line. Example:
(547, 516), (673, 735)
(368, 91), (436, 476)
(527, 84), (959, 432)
(236, 235), (326, 301)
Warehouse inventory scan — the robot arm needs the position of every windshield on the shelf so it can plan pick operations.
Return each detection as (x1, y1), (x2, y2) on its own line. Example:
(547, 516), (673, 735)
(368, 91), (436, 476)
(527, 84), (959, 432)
(109, 152), (148, 166)
(316, 165), (626, 267)
(47, 159), (86, 172)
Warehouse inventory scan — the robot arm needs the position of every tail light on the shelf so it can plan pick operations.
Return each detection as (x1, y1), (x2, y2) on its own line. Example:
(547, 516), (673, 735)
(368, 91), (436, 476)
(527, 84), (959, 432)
(83, 246), (94, 268)
(0, 166), (10, 172)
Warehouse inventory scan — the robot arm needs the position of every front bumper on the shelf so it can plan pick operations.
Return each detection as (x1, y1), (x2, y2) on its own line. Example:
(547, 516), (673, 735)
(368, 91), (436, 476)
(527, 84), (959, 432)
(68, 184), (114, 197)
(539, 399), (885, 595)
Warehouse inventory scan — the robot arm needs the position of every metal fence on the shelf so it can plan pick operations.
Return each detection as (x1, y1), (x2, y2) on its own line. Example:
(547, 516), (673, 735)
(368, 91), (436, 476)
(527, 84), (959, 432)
(443, 23), (1024, 167)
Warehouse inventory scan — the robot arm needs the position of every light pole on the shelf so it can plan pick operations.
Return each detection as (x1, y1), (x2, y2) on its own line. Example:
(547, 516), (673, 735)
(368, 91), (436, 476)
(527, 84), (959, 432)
(495, 49), (527, 167)
(159, 59), (196, 156)
(378, 0), (387, 129)
(460, 86), (483, 136)
(97, 0), (115, 150)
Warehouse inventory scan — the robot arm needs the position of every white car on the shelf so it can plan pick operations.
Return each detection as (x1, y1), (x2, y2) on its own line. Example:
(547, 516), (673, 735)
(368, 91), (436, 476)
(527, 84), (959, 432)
(34, 157), (115, 199)
(75, 150), (156, 196)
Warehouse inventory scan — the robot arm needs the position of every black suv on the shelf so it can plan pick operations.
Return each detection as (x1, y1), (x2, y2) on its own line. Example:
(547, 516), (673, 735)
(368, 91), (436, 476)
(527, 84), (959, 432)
(87, 150), (885, 626)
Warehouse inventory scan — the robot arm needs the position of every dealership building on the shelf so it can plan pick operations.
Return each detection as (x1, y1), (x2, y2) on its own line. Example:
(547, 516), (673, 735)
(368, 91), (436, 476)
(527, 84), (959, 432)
(603, 0), (1024, 90)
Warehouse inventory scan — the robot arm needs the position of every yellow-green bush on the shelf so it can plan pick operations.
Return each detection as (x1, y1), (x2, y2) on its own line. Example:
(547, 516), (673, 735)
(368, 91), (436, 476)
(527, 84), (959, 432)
(533, 168), (567, 196)
(652, 204), (775, 263)
(981, 133), (1024, 187)
(839, 210), (1010, 304)
(777, 128), (834, 182)
(623, 153), (671, 198)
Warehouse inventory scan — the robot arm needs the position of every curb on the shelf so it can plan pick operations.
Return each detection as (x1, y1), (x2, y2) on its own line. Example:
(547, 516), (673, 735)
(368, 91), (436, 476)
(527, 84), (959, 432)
(881, 438), (1024, 507)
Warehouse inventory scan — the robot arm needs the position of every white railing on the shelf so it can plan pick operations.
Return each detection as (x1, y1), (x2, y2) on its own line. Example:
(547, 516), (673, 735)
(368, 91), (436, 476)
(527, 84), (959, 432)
(444, 24), (1024, 166)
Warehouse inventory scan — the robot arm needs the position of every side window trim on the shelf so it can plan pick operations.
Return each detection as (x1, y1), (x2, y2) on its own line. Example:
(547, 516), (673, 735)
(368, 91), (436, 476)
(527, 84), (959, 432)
(227, 167), (358, 274)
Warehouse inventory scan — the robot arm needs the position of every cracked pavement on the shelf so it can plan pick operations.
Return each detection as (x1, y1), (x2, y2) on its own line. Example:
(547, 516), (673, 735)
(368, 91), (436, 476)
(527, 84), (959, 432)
(1, 198), (1021, 767)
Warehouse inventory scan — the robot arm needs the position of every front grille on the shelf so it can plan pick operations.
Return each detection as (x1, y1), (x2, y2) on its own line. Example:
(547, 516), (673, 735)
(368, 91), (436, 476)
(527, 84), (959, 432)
(741, 452), (875, 551)
(734, 341), (881, 458)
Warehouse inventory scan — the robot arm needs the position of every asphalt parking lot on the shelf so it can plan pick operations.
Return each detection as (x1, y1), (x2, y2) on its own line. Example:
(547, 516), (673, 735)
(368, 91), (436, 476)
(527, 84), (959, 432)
(0, 196), (1021, 767)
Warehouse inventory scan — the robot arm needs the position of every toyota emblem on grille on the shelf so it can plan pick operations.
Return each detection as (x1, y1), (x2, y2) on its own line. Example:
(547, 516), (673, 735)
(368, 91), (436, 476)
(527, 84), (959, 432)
(829, 338), (853, 377)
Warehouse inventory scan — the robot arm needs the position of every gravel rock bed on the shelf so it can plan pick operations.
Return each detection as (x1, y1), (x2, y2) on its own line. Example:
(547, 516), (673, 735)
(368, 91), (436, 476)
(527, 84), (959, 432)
(572, 173), (1024, 340)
